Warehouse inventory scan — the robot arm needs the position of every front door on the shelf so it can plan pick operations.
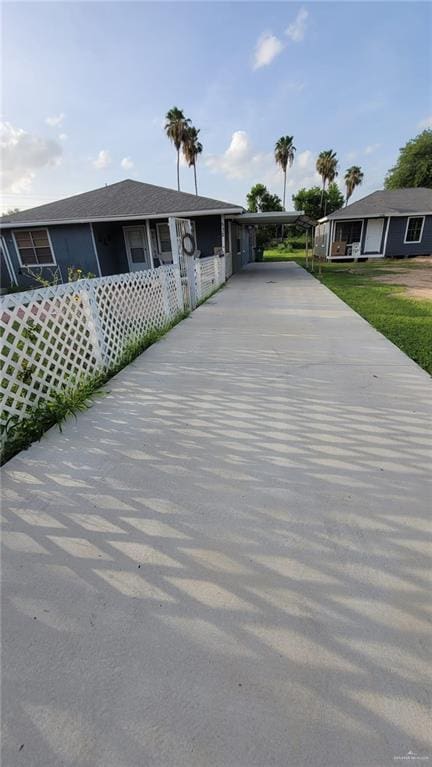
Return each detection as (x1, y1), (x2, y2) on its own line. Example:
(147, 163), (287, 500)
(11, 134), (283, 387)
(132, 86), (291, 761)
(124, 226), (150, 272)
(364, 218), (384, 253)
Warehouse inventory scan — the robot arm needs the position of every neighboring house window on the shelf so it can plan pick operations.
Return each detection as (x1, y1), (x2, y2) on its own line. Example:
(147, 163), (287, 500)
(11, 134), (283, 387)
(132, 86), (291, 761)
(13, 229), (55, 266)
(334, 220), (362, 244)
(405, 216), (424, 243)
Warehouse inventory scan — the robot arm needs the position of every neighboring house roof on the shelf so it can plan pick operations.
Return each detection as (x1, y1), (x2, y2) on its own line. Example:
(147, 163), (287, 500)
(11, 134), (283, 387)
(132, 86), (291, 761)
(0, 179), (244, 227)
(323, 188), (432, 221)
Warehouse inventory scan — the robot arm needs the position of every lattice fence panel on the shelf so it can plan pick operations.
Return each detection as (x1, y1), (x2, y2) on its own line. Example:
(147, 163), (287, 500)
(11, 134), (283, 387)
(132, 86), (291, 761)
(1, 265), (183, 428)
(195, 256), (225, 302)
(90, 267), (182, 368)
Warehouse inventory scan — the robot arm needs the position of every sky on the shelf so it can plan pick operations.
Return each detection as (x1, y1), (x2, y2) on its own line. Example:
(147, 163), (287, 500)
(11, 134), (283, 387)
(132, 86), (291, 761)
(1, 1), (431, 213)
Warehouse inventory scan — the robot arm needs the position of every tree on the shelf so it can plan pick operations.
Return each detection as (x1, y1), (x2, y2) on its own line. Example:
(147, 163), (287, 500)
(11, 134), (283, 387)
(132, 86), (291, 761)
(344, 166), (364, 205)
(274, 136), (296, 209)
(326, 182), (345, 214)
(164, 107), (190, 191)
(182, 126), (203, 195)
(292, 184), (343, 220)
(246, 183), (282, 212)
(385, 130), (432, 189)
(3, 208), (20, 216)
(316, 149), (338, 212)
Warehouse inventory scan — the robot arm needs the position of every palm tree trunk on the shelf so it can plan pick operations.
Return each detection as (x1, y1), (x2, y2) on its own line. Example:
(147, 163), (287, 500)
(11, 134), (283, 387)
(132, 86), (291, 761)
(320, 181), (325, 213)
(193, 163), (198, 195)
(283, 169), (286, 210)
(177, 148), (180, 191)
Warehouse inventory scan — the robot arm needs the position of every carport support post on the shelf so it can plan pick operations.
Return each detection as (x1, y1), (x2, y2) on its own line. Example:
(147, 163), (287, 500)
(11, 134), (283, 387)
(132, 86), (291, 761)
(305, 229), (309, 269)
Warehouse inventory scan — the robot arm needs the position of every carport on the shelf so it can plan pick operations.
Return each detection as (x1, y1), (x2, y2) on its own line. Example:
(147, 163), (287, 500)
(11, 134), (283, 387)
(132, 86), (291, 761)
(229, 211), (316, 268)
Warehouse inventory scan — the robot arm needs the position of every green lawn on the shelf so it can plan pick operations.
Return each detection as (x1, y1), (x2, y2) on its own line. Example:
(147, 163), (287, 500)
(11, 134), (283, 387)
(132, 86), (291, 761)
(264, 249), (432, 375)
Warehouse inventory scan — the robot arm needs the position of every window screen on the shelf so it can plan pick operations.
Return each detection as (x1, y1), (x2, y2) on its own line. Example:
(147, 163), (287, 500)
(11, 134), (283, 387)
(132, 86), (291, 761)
(334, 221), (362, 244)
(14, 229), (55, 266)
(405, 217), (424, 243)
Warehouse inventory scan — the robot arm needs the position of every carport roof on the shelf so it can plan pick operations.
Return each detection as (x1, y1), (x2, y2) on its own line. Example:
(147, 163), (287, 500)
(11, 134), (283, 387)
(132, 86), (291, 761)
(232, 211), (315, 228)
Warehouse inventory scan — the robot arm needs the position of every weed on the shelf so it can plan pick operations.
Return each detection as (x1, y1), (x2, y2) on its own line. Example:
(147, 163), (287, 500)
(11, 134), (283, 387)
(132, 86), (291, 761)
(1, 308), (191, 465)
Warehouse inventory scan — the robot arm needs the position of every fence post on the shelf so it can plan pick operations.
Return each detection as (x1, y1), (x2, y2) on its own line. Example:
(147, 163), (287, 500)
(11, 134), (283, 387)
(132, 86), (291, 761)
(172, 266), (184, 314)
(186, 255), (197, 310)
(80, 280), (107, 370)
(195, 259), (202, 302)
(218, 255), (225, 285)
(159, 268), (172, 322)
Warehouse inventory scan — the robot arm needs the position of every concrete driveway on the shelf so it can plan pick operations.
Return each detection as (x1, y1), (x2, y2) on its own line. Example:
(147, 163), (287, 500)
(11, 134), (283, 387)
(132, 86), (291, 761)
(2, 262), (431, 767)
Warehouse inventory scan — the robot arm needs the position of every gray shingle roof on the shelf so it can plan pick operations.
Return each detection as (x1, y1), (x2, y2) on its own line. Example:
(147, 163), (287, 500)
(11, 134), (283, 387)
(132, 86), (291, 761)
(325, 188), (432, 220)
(1, 179), (243, 225)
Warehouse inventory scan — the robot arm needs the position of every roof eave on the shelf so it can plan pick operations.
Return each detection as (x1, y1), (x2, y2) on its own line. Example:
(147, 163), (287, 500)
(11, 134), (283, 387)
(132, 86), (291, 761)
(0, 207), (245, 228)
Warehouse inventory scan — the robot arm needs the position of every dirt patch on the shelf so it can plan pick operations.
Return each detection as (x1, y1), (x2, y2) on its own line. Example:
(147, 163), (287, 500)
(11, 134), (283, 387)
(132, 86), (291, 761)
(371, 263), (432, 301)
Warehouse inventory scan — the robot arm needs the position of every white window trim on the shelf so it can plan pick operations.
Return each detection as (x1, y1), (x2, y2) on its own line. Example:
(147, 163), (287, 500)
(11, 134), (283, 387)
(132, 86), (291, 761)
(1, 235), (17, 283)
(12, 228), (57, 268)
(404, 216), (425, 244)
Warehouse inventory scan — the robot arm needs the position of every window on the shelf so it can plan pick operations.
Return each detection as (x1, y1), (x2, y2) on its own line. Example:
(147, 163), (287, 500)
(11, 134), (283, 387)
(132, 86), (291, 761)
(13, 229), (55, 266)
(405, 216), (424, 243)
(334, 220), (362, 245)
(156, 223), (172, 254)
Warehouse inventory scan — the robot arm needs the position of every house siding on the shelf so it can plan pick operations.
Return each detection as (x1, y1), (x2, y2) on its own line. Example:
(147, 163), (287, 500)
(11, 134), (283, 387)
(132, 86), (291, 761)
(2, 223), (98, 289)
(385, 215), (432, 257)
(1, 212), (253, 287)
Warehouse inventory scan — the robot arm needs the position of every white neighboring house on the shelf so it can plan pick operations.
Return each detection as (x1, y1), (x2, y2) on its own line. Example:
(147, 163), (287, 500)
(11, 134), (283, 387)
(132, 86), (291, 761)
(315, 188), (432, 261)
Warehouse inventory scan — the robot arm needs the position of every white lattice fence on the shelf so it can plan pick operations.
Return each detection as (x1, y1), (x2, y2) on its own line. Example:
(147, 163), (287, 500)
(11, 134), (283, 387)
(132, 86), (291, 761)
(195, 256), (226, 302)
(1, 266), (183, 427)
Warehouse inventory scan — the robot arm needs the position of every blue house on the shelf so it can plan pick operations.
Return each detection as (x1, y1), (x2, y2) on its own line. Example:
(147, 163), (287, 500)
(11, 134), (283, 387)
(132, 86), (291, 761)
(0, 179), (258, 289)
(315, 188), (432, 261)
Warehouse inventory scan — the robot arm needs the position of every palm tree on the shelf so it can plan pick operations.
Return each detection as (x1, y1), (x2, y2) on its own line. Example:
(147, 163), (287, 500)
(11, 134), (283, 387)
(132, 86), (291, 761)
(274, 136), (296, 209)
(316, 150), (338, 213)
(344, 165), (364, 206)
(183, 126), (203, 195)
(165, 107), (190, 191)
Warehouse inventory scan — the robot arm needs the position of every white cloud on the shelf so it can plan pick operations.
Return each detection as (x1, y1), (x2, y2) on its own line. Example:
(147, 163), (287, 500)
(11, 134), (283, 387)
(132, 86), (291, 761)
(0, 121), (62, 194)
(206, 131), (320, 202)
(418, 115), (432, 130)
(206, 131), (268, 179)
(253, 33), (285, 70)
(45, 113), (65, 127)
(285, 8), (308, 42)
(364, 143), (381, 155)
(59, 133), (68, 141)
(93, 149), (111, 169)
(121, 156), (134, 170)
